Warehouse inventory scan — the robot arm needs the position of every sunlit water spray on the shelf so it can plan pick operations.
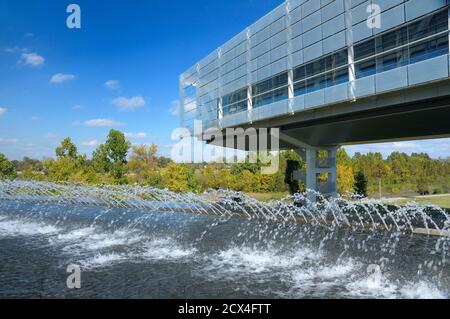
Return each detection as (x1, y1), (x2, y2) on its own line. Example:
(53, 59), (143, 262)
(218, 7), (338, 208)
(0, 180), (449, 298)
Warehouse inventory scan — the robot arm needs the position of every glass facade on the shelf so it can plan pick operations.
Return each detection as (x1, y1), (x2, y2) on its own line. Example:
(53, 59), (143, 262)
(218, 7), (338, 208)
(252, 72), (289, 108)
(355, 10), (449, 79)
(180, 0), (450, 130)
(293, 49), (348, 96)
(222, 88), (248, 115)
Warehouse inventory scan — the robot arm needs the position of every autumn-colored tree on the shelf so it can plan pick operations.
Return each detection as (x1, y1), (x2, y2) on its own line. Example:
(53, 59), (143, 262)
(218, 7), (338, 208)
(336, 149), (355, 195)
(127, 144), (162, 185)
(161, 163), (197, 193)
(0, 153), (16, 179)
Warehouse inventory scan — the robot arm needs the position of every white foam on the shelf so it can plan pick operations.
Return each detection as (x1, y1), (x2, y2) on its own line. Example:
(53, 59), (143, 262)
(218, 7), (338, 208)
(0, 219), (60, 238)
(49, 227), (144, 254)
(201, 246), (323, 279)
(74, 236), (196, 269)
(78, 253), (128, 269)
(140, 238), (196, 261)
(346, 274), (446, 299)
(399, 281), (447, 299)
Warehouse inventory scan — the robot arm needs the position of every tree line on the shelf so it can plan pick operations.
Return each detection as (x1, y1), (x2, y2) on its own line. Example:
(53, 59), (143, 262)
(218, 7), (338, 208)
(0, 129), (449, 197)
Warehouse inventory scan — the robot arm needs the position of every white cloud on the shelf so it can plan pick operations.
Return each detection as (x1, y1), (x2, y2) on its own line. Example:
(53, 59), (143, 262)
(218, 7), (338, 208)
(84, 119), (124, 127)
(104, 80), (120, 90)
(125, 132), (147, 139)
(72, 104), (82, 110)
(392, 142), (419, 149)
(0, 107), (6, 117)
(50, 73), (76, 84)
(0, 138), (18, 145)
(20, 52), (45, 66)
(80, 140), (99, 147)
(112, 96), (146, 112)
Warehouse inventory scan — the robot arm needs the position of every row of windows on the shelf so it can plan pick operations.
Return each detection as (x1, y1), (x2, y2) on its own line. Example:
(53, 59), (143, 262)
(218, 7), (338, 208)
(252, 72), (288, 96)
(222, 99), (248, 115)
(294, 49), (348, 82)
(354, 10), (449, 79)
(222, 88), (247, 108)
(354, 10), (448, 61)
(356, 35), (448, 78)
(294, 67), (348, 96)
(217, 10), (449, 117)
(252, 86), (289, 108)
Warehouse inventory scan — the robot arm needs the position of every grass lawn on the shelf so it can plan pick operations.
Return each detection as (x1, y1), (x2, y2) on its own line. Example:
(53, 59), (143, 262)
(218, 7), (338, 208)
(390, 194), (450, 209)
(245, 192), (290, 202)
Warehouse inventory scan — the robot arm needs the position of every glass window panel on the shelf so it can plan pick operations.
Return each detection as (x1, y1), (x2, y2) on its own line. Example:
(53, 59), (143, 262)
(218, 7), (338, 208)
(223, 88), (247, 107)
(294, 65), (306, 82)
(253, 92), (273, 108)
(306, 58), (326, 77)
(409, 35), (449, 64)
(273, 87), (288, 102)
(355, 58), (376, 79)
(327, 67), (349, 87)
(273, 72), (288, 89)
(306, 74), (327, 93)
(294, 81), (306, 96)
(354, 39), (375, 61)
(376, 48), (409, 72)
(376, 26), (407, 53)
(326, 49), (348, 71)
(408, 10), (448, 42)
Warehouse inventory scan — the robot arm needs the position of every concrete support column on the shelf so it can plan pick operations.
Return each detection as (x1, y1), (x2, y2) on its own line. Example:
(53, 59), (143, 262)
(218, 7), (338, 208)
(293, 147), (339, 200)
(305, 148), (317, 192)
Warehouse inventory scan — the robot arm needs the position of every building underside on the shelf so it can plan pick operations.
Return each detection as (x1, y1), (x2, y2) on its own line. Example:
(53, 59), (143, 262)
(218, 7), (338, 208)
(204, 80), (450, 198)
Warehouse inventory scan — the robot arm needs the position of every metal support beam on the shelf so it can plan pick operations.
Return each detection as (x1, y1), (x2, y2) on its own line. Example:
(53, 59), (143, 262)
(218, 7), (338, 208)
(279, 132), (312, 149)
(344, 0), (357, 102)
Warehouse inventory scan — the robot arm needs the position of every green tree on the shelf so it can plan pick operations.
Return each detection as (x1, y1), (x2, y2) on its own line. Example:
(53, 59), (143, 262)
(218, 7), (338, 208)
(105, 130), (130, 182)
(43, 157), (78, 182)
(92, 144), (110, 174)
(354, 171), (368, 197)
(0, 153), (17, 179)
(56, 138), (78, 160)
(92, 130), (130, 183)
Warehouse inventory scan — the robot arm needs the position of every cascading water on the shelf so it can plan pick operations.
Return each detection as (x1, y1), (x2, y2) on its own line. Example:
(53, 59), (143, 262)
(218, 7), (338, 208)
(0, 180), (449, 299)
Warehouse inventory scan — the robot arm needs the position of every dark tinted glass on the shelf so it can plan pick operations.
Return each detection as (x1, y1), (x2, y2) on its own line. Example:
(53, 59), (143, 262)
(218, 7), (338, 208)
(354, 38), (375, 61)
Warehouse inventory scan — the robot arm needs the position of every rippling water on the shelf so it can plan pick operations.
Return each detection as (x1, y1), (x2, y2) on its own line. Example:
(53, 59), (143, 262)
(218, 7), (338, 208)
(0, 199), (449, 299)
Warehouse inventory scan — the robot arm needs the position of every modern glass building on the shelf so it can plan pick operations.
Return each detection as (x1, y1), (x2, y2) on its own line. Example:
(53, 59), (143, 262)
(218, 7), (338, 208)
(180, 0), (450, 196)
(180, 0), (449, 132)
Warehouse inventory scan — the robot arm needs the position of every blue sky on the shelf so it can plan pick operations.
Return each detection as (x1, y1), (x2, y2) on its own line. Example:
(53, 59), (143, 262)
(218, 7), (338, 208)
(0, 0), (449, 160)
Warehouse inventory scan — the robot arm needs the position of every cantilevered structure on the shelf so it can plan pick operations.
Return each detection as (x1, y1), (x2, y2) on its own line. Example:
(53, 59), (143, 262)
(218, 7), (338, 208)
(180, 0), (450, 196)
